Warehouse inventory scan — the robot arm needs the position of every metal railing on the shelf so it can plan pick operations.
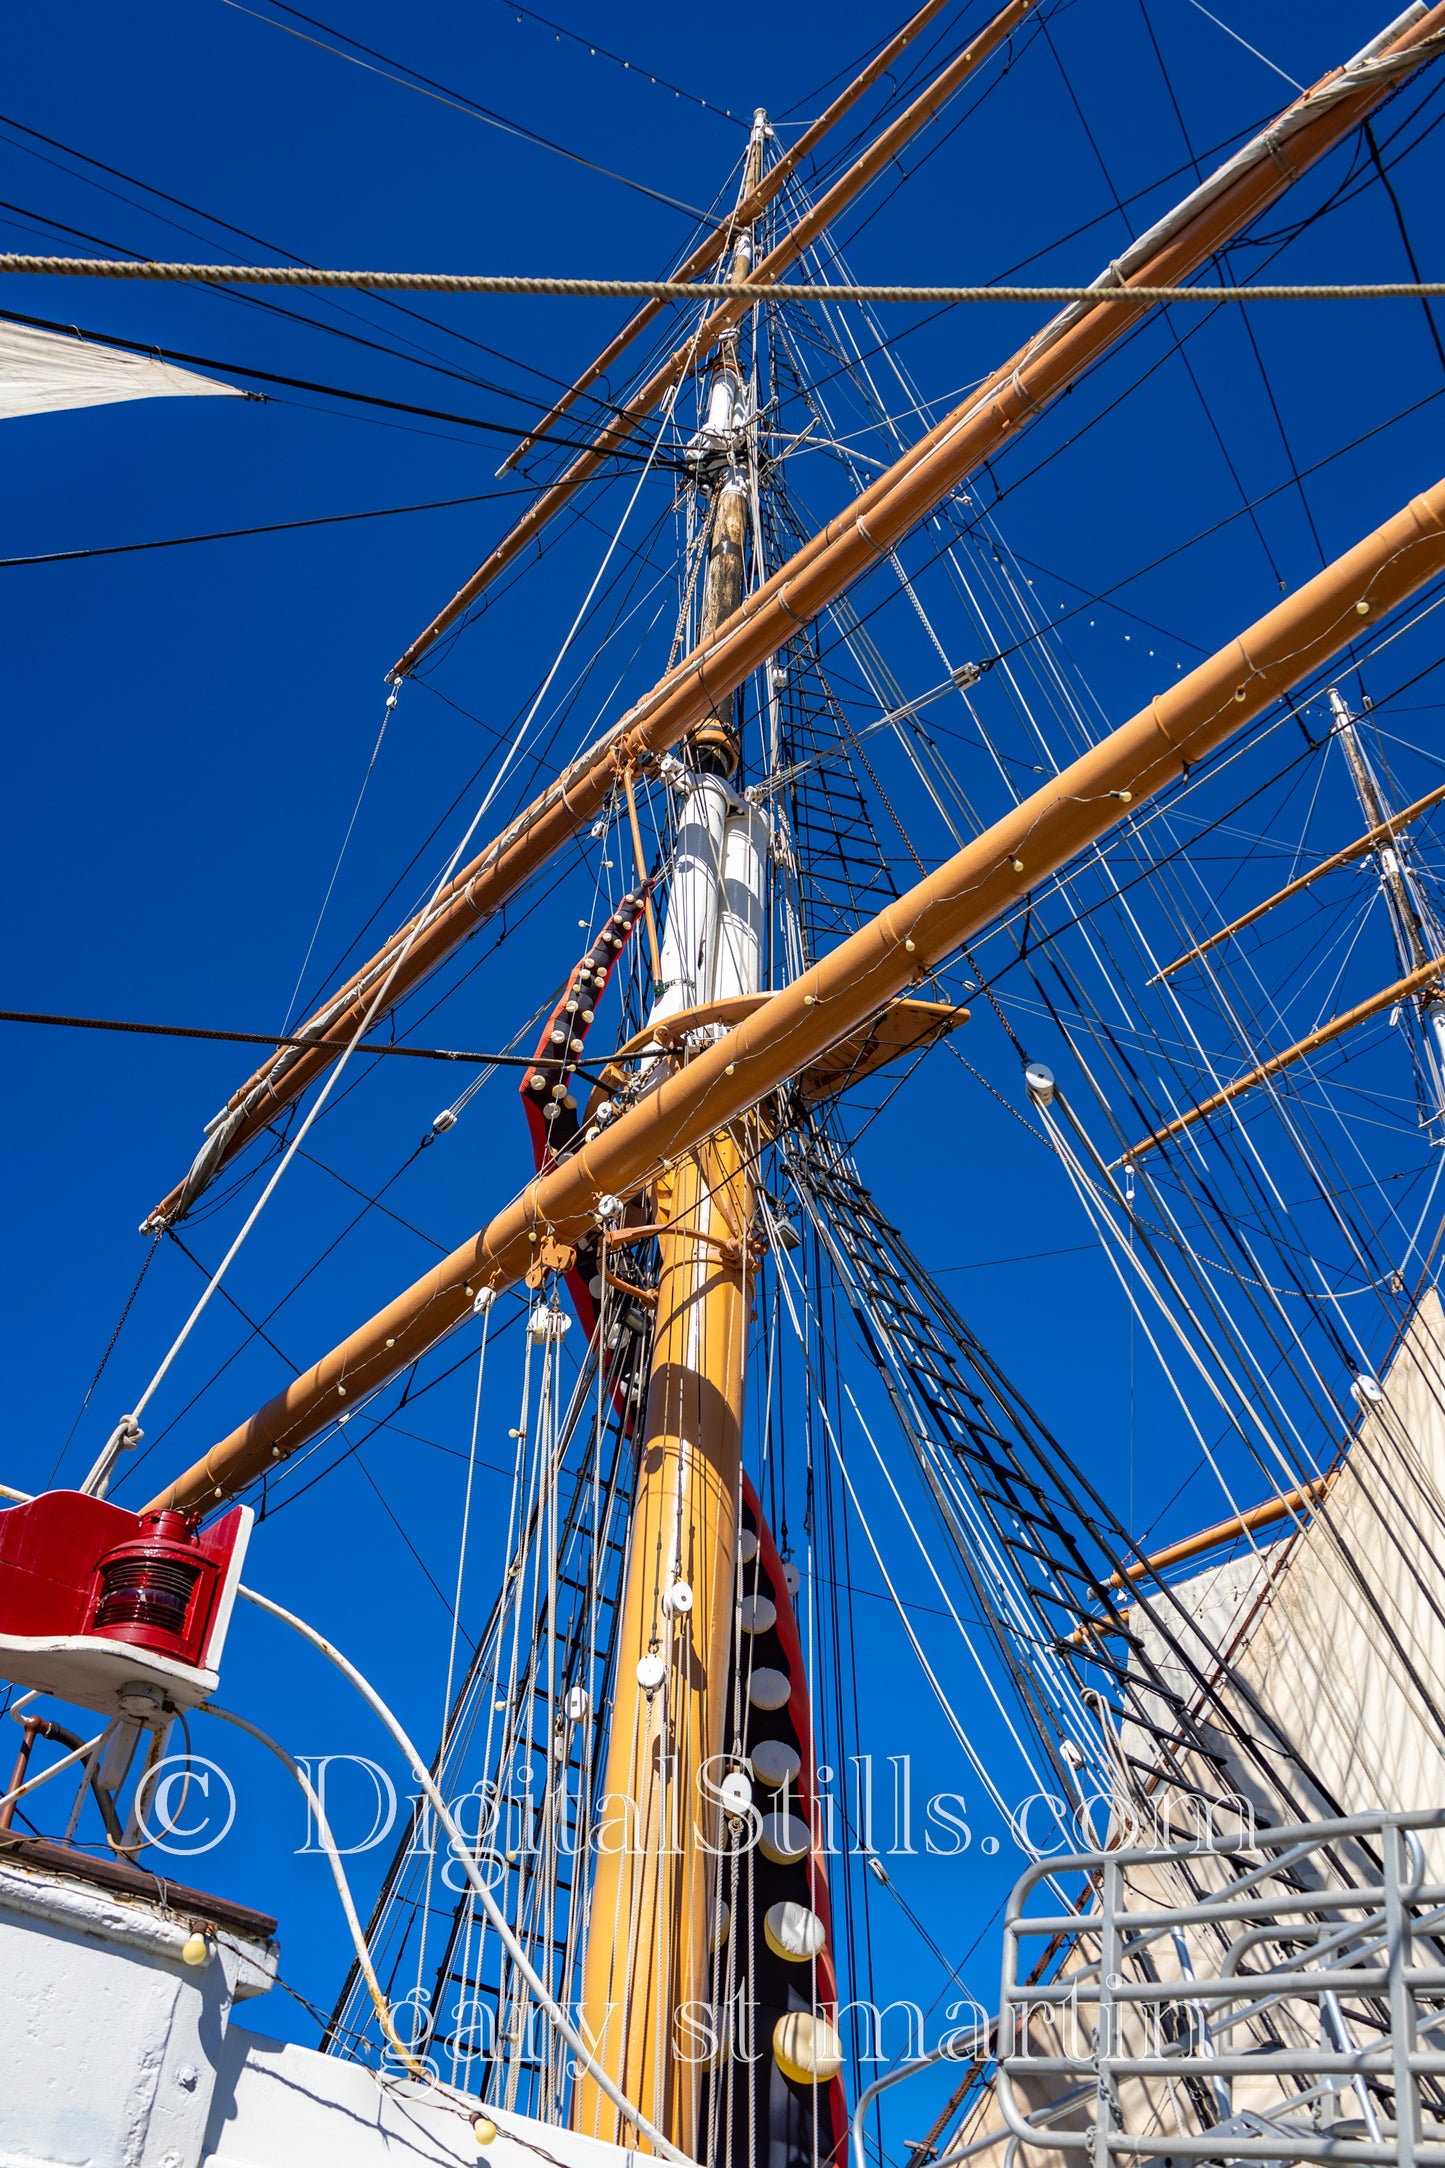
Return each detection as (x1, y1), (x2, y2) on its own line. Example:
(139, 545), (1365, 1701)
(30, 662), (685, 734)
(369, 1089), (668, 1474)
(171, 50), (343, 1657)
(996, 1807), (1445, 2168)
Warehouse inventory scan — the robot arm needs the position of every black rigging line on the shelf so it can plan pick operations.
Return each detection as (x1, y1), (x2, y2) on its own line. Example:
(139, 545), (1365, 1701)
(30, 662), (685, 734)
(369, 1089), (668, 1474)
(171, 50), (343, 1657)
(1363, 117), (1445, 383)
(0, 199), (599, 418)
(44, 1235), (162, 1487)
(143, 531), (671, 1273)
(265, 557), (667, 1101)
(122, 769), (669, 1412)
(774, 19), (904, 123)
(1037, 934), (1363, 1416)
(784, 2), (1001, 213)
(276, 741), (514, 1033)
(934, 1241), (1097, 1273)
(827, 4), (1054, 260)
(956, 652), (1445, 1100)
(1136, 0), (1329, 572)
(1040, 12), (1288, 592)
(999, 548), (1208, 650)
(963, 698), (1433, 1398)
(353, 1451), (474, 1632)
(492, 1), (745, 124)
(252, 1309), (528, 1520)
(165, 1229), (299, 1371)
(120, 1136), (438, 1479)
(0, 1009), (606, 1081)
(781, 64), (1444, 447)
(0, 300), (670, 459)
(219, 0), (717, 224)
(290, 1146), (447, 1254)
(991, 382), (1445, 647)
(1106, 1036), (1445, 1708)
(835, 362), (1445, 676)
(0, 487), (595, 570)
(0, 116), (662, 450)
(0, 108), (644, 430)
(417, 73), (1423, 685)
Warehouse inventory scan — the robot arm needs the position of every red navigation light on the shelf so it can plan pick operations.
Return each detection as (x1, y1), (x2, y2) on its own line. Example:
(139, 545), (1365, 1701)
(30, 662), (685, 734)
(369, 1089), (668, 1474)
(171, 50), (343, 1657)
(88, 1510), (219, 1659)
(0, 1491), (252, 1715)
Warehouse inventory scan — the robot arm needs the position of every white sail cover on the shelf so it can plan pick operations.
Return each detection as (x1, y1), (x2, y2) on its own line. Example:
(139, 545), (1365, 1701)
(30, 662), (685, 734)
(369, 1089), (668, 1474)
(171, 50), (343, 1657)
(0, 317), (243, 420)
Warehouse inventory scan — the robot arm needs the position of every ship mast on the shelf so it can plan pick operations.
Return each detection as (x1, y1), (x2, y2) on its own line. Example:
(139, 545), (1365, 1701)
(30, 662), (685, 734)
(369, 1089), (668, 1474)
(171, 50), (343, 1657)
(1328, 684), (1445, 1120)
(139, 0), (1445, 1234)
(572, 119), (768, 2157)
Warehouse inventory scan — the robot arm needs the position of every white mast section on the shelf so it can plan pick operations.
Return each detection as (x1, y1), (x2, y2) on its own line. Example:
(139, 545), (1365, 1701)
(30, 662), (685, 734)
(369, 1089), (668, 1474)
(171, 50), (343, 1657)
(650, 773), (731, 1022)
(711, 806), (767, 1001)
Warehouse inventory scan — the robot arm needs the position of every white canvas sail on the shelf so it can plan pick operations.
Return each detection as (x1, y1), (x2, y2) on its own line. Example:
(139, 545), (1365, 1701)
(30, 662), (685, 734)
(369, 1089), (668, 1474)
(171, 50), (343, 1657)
(0, 318), (243, 420)
(1123, 1287), (1445, 1849)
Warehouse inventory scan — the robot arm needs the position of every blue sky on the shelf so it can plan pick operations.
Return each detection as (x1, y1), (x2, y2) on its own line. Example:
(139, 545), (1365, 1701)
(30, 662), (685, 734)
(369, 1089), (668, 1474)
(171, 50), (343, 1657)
(4, 0), (1445, 2129)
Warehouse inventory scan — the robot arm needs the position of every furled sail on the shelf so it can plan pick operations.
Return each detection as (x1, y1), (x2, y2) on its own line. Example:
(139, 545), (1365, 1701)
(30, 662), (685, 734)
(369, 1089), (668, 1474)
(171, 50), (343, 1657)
(0, 317), (242, 421)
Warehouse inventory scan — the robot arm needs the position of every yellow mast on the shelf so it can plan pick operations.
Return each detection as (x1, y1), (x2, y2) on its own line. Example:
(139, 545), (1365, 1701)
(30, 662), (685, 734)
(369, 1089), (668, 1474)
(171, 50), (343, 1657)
(573, 131), (764, 2154)
(570, 1135), (753, 2152)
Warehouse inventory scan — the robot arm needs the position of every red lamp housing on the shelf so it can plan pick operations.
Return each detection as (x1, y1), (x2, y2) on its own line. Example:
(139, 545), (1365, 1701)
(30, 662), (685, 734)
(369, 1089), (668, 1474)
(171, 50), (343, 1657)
(0, 1490), (251, 1715)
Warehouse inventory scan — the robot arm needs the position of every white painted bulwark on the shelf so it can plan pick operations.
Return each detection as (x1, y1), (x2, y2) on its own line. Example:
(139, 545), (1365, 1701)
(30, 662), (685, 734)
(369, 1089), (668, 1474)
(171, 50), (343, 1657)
(0, 1850), (275, 2168)
(0, 1848), (648, 2168)
(202, 2033), (646, 2168)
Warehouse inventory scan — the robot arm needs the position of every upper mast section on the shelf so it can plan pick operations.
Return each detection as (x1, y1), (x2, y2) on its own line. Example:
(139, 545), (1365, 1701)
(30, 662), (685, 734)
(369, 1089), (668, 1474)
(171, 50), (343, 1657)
(137, 2), (1445, 1234)
(387, 0), (1039, 685)
(495, 0), (958, 475)
(650, 115), (764, 1018)
(1329, 685), (1445, 1121)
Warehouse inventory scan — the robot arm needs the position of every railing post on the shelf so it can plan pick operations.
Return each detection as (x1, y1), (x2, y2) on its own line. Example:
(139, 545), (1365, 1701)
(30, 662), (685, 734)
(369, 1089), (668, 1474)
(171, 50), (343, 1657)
(1094, 1856), (1121, 2168)
(1384, 1819), (1421, 2168)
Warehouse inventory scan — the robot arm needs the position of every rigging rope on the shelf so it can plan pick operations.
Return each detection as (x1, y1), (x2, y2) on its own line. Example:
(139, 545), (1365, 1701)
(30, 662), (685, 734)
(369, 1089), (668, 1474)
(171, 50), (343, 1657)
(0, 1008), (607, 1079)
(214, 0), (717, 224)
(492, 0), (744, 123)
(5, 255), (1445, 301)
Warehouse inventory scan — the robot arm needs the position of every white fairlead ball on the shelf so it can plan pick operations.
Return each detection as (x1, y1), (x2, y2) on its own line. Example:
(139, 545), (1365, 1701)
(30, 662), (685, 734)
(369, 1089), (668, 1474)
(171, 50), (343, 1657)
(750, 1738), (801, 1789)
(758, 1811), (811, 1865)
(772, 2011), (844, 2086)
(764, 1900), (827, 1964)
(748, 1666), (791, 1712)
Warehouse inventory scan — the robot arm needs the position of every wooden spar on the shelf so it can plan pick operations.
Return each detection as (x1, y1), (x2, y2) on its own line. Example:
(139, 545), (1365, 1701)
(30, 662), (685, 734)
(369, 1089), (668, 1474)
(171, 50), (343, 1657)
(570, 1137), (754, 2154)
(141, 6), (1445, 1234)
(1125, 951), (1445, 1161)
(1152, 778), (1445, 982)
(144, 470), (1445, 1514)
(1105, 1475), (1334, 1588)
(390, 0), (1043, 681)
(143, 0), (1032, 1236)
(1064, 1475), (1334, 1642)
(496, 0), (962, 475)
(622, 763), (664, 989)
